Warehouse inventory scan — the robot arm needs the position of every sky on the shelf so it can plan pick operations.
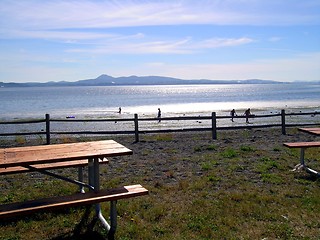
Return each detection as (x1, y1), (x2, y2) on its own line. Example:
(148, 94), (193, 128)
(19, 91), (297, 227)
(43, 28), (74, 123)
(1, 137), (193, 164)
(0, 0), (320, 83)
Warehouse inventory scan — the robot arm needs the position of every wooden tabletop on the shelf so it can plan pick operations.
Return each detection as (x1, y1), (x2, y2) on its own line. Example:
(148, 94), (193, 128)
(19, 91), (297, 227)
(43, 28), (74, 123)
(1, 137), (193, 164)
(283, 141), (320, 148)
(298, 127), (320, 136)
(0, 140), (132, 168)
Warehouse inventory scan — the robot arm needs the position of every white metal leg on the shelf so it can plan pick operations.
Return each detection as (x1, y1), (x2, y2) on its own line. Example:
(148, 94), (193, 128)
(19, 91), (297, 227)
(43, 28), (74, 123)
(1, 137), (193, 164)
(78, 167), (85, 193)
(88, 157), (118, 237)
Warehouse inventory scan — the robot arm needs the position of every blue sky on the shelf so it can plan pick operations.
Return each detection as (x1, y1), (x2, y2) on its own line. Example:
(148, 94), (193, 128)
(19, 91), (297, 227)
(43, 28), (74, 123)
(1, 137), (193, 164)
(0, 0), (319, 83)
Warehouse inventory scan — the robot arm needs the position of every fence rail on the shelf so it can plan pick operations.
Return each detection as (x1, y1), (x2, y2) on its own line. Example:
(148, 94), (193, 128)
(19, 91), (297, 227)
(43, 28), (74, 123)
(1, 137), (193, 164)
(1, 110), (319, 144)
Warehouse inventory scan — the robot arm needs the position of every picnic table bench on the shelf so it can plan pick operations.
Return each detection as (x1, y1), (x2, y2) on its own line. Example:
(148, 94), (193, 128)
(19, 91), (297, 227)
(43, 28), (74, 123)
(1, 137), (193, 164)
(283, 141), (320, 176)
(0, 140), (148, 239)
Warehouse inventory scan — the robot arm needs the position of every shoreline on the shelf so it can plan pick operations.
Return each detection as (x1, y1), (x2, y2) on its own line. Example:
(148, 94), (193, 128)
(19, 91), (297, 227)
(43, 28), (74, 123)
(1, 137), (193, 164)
(0, 108), (319, 139)
(1, 99), (320, 121)
(1, 106), (319, 120)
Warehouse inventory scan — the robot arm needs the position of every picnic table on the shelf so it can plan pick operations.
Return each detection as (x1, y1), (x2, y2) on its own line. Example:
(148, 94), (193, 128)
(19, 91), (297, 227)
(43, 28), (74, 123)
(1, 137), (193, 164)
(284, 127), (320, 176)
(0, 140), (148, 238)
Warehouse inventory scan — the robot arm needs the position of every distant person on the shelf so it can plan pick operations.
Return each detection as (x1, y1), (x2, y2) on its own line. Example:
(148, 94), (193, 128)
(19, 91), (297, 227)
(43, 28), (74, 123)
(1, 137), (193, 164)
(244, 108), (251, 123)
(230, 109), (237, 122)
(157, 108), (161, 122)
(118, 107), (121, 114)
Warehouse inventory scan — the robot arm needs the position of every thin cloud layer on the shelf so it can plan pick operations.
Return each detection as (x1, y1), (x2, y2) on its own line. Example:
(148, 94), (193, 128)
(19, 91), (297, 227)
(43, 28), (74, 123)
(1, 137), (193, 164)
(1, 0), (319, 33)
(0, 0), (319, 82)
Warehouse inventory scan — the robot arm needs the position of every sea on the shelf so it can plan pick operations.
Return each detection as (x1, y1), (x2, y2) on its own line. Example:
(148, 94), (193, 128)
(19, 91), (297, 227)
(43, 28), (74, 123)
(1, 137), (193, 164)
(1, 83), (319, 120)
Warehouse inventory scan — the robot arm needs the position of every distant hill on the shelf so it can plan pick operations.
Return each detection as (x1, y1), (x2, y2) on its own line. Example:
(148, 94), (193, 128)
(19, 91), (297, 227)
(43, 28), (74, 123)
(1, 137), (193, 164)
(0, 74), (289, 87)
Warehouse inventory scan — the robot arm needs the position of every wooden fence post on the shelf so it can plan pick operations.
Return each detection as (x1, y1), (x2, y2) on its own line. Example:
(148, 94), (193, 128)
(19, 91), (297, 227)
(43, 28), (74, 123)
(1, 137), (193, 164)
(134, 114), (139, 142)
(281, 109), (286, 135)
(211, 112), (217, 140)
(45, 113), (51, 144)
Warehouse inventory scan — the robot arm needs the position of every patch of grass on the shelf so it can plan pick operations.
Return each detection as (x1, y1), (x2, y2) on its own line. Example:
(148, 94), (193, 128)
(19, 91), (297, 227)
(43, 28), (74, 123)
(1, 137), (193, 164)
(60, 135), (76, 143)
(221, 148), (237, 158)
(194, 146), (202, 152)
(201, 159), (218, 171)
(194, 144), (217, 152)
(207, 174), (221, 183)
(206, 144), (217, 151)
(261, 173), (283, 184)
(155, 134), (173, 141)
(301, 196), (320, 211)
(15, 136), (26, 145)
(240, 145), (255, 152)
(256, 156), (282, 174)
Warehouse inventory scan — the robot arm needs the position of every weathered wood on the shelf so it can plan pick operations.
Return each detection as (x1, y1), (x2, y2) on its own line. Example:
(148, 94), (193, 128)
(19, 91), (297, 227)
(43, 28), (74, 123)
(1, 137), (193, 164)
(283, 141), (320, 148)
(298, 127), (320, 136)
(134, 113), (139, 142)
(281, 109), (286, 135)
(0, 158), (109, 175)
(45, 113), (50, 144)
(0, 140), (132, 168)
(211, 112), (217, 140)
(0, 184), (148, 219)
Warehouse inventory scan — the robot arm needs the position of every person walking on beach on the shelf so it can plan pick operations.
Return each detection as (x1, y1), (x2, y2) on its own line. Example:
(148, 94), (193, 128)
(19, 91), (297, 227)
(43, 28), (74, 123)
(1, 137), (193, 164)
(244, 108), (251, 123)
(157, 108), (161, 122)
(118, 107), (122, 114)
(230, 109), (237, 122)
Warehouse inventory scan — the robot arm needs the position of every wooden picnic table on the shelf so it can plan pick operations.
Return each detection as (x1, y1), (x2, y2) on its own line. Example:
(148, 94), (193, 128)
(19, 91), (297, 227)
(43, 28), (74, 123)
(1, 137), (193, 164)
(0, 140), (148, 239)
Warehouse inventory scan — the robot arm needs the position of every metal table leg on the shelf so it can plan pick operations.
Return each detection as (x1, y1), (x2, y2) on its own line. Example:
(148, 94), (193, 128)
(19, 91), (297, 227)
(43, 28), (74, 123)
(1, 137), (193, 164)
(88, 157), (118, 238)
(300, 148), (305, 166)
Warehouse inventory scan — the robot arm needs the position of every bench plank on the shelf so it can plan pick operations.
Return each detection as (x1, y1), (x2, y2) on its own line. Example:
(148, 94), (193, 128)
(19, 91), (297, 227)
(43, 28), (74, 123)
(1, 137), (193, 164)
(0, 158), (109, 175)
(0, 184), (148, 219)
(283, 141), (320, 148)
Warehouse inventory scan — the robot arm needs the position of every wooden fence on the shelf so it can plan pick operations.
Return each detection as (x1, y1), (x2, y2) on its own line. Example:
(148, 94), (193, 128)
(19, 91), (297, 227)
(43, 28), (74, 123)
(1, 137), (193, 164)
(0, 110), (319, 144)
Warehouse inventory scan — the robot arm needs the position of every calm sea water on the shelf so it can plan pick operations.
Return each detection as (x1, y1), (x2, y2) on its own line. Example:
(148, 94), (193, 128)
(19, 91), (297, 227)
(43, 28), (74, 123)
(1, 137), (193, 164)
(0, 83), (319, 120)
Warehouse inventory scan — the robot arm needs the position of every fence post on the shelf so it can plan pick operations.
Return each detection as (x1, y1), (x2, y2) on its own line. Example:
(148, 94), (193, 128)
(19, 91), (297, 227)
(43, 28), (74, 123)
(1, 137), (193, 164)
(281, 109), (286, 135)
(134, 113), (139, 142)
(45, 113), (51, 144)
(211, 112), (217, 140)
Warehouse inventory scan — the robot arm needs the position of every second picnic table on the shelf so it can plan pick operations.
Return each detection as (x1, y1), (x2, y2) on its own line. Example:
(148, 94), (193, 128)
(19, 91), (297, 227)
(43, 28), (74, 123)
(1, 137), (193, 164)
(283, 127), (320, 176)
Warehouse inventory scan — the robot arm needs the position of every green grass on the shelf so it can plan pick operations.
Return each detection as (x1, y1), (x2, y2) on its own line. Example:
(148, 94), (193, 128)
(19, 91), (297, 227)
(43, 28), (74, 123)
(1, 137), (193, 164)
(0, 130), (319, 239)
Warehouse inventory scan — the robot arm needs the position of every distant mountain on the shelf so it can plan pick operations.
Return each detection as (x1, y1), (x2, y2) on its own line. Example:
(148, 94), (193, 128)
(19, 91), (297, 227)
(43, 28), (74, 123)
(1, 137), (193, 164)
(0, 74), (291, 87)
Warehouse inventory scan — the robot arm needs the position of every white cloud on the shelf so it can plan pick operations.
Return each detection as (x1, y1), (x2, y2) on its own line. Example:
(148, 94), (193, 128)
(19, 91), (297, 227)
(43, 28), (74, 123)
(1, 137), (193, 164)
(1, 0), (319, 39)
(124, 52), (320, 82)
(67, 36), (253, 54)
(2, 51), (319, 82)
(197, 37), (254, 48)
(268, 37), (282, 42)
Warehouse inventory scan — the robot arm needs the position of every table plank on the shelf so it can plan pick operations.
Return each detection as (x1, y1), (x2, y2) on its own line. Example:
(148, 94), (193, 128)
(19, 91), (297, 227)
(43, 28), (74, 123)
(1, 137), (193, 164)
(0, 140), (132, 168)
(298, 128), (320, 136)
(283, 141), (320, 148)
